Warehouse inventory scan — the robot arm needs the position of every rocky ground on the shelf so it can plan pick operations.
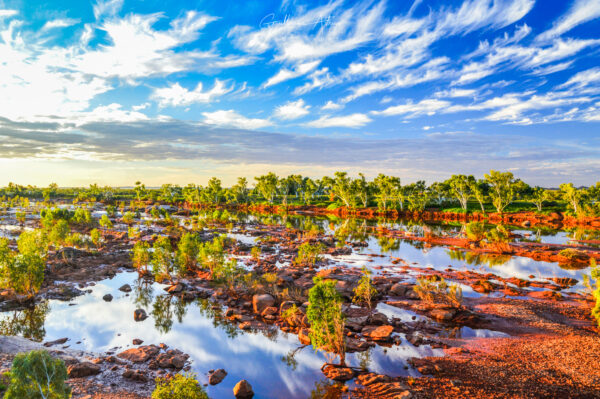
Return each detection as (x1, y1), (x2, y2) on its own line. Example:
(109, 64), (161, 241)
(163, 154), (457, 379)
(0, 205), (599, 398)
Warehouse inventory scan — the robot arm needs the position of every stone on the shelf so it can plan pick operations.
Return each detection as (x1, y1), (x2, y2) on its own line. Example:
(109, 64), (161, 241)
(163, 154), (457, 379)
(43, 337), (68, 347)
(429, 308), (457, 322)
(233, 380), (254, 398)
(134, 308), (148, 322)
(322, 364), (355, 381)
(132, 339), (143, 345)
(298, 328), (311, 345)
(117, 345), (160, 363)
(167, 283), (184, 294)
(119, 284), (132, 293)
(67, 362), (101, 378)
(362, 325), (394, 341)
(123, 369), (148, 382)
(252, 294), (275, 314)
(102, 294), (113, 302)
(208, 368), (227, 385)
(368, 312), (389, 326)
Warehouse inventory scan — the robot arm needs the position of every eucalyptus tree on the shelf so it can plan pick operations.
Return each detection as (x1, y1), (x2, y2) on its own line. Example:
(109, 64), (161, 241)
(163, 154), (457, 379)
(405, 180), (431, 211)
(331, 172), (356, 208)
(447, 174), (475, 210)
(231, 177), (249, 203)
(183, 183), (202, 204)
(206, 177), (223, 204)
(159, 184), (181, 202)
(254, 172), (278, 203)
(469, 179), (488, 212)
(302, 177), (319, 204)
(373, 174), (399, 211)
(353, 173), (370, 208)
(531, 186), (550, 212)
(485, 170), (517, 213)
(134, 181), (146, 201)
(278, 176), (295, 206)
(429, 181), (450, 206)
(559, 183), (586, 215)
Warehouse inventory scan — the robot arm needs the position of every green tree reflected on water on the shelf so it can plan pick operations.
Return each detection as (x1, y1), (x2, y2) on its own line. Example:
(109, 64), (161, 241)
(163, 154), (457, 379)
(0, 301), (49, 342)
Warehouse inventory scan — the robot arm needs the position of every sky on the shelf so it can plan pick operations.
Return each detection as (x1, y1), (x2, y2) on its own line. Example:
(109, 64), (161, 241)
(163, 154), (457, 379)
(0, 0), (599, 187)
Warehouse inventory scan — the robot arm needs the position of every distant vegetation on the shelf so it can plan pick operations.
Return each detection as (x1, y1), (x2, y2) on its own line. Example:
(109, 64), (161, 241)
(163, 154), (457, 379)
(1, 170), (598, 216)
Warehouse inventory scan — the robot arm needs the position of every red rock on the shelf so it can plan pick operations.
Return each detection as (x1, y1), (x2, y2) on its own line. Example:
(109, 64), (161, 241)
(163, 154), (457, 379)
(118, 345), (160, 363)
(67, 362), (101, 378)
(362, 325), (394, 340)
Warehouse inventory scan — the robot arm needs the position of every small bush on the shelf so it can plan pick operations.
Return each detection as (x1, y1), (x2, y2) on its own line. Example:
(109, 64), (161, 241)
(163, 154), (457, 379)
(4, 350), (71, 399)
(352, 267), (377, 309)
(152, 237), (174, 281)
(294, 242), (325, 267)
(132, 241), (151, 274)
(250, 246), (261, 261)
(152, 373), (208, 399)
(414, 276), (463, 308)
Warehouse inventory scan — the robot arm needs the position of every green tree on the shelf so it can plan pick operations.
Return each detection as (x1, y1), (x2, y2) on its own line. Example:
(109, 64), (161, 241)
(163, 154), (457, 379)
(254, 173), (278, 203)
(373, 174), (399, 211)
(447, 175), (475, 210)
(485, 170), (517, 213)
(560, 183), (586, 215)
(307, 277), (346, 365)
(132, 241), (152, 274)
(353, 267), (377, 309)
(151, 237), (174, 281)
(331, 172), (356, 208)
(206, 178), (222, 204)
(176, 233), (199, 276)
(99, 214), (112, 229)
(531, 186), (550, 212)
(469, 179), (488, 212)
(4, 350), (71, 399)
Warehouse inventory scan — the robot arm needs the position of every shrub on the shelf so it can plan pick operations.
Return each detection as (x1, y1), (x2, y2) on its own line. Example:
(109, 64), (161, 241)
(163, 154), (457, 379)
(151, 237), (174, 281)
(197, 236), (226, 278)
(307, 277), (346, 365)
(465, 222), (486, 241)
(250, 246), (261, 261)
(99, 214), (112, 229)
(152, 373), (208, 399)
(176, 233), (200, 276)
(132, 241), (151, 274)
(90, 228), (101, 247)
(4, 350), (71, 399)
(587, 259), (600, 328)
(485, 225), (511, 243)
(122, 211), (135, 224)
(0, 230), (47, 296)
(294, 242), (325, 267)
(48, 219), (70, 248)
(353, 267), (377, 309)
(72, 208), (93, 225)
(414, 276), (463, 308)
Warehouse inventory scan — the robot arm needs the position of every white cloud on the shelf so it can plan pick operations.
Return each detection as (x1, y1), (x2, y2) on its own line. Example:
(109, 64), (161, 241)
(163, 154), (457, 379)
(263, 60), (320, 88)
(93, 0), (124, 19)
(274, 99), (311, 120)
(42, 18), (79, 31)
(202, 110), (272, 129)
(372, 99), (450, 118)
(306, 113), (371, 128)
(321, 100), (343, 110)
(537, 0), (600, 41)
(435, 88), (477, 98)
(0, 10), (18, 18)
(152, 80), (232, 107)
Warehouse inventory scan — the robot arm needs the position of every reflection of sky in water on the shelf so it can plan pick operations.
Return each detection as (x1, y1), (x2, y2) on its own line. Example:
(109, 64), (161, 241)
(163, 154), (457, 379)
(1, 272), (442, 399)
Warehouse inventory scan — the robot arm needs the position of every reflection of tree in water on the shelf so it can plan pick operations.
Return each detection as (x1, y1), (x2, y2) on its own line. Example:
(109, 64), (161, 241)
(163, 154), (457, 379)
(447, 249), (511, 267)
(335, 219), (368, 246)
(309, 379), (345, 399)
(281, 344), (308, 371)
(567, 227), (600, 243)
(377, 235), (400, 253)
(151, 295), (188, 334)
(196, 299), (239, 339)
(0, 301), (49, 342)
(356, 348), (372, 371)
(133, 278), (154, 310)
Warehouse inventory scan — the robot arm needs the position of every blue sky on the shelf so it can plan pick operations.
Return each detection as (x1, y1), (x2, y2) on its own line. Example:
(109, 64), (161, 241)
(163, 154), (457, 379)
(0, 0), (599, 186)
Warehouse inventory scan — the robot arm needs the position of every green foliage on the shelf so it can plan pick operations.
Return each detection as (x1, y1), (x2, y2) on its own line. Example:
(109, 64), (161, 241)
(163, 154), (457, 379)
(414, 276), (463, 308)
(4, 350), (71, 399)
(197, 236), (226, 278)
(587, 259), (600, 328)
(151, 237), (174, 281)
(151, 373), (208, 399)
(447, 175), (475, 210)
(132, 241), (151, 274)
(485, 170), (517, 213)
(250, 246), (261, 261)
(559, 183), (586, 216)
(352, 267), (377, 309)
(0, 230), (47, 296)
(122, 211), (135, 224)
(48, 220), (69, 248)
(485, 225), (511, 243)
(99, 214), (112, 229)
(176, 233), (200, 276)
(294, 242), (325, 267)
(465, 222), (486, 241)
(72, 208), (93, 225)
(307, 277), (346, 365)
(281, 304), (300, 324)
(90, 229), (101, 247)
